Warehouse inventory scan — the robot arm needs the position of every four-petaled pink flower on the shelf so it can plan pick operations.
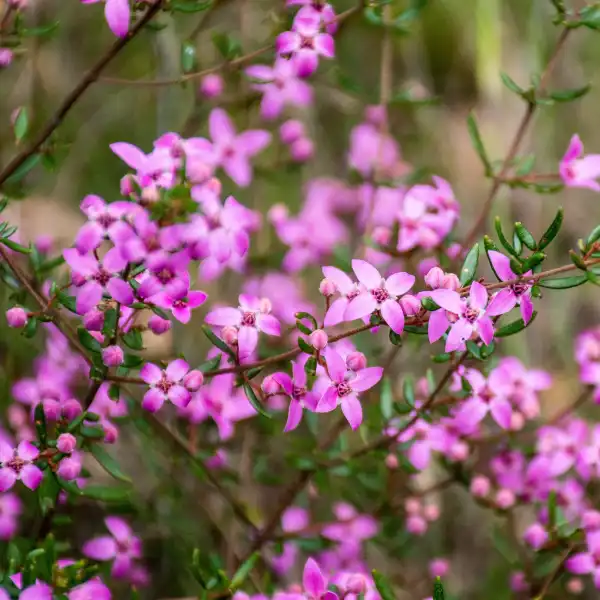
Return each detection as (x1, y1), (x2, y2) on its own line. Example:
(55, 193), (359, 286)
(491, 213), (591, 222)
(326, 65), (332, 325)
(560, 134), (600, 192)
(150, 275), (207, 324)
(82, 516), (142, 579)
(0, 441), (43, 492)
(205, 295), (281, 360)
(207, 109), (271, 187)
(140, 359), (192, 412)
(317, 348), (383, 429)
(288, 0), (338, 35)
(302, 557), (339, 600)
(273, 360), (319, 432)
(566, 530), (600, 588)
(344, 260), (415, 334)
(487, 251), (534, 324)
(275, 16), (335, 78)
(81, 0), (130, 38)
(322, 265), (363, 327)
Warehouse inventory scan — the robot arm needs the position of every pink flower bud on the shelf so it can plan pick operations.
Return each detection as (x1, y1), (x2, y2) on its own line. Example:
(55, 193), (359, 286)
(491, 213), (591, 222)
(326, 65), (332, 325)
(423, 504), (440, 522)
(83, 309), (104, 332)
(8, 405), (27, 428)
(62, 399), (83, 421)
(221, 326), (238, 345)
(262, 375), (282, 395)
(346, 351), (367, 371)
(449, 441), (469, 461)
(206, 449), (227, 469)
(141, 185), (160, 203)
(35, 235), (53, 254)
(309, 329), (328, 350)
(319, 278), (336, 297)
(582, 510), (600, 530)
(57, 433), (77, 454)
(425, 267), (445, 289)
(120, 174), (136, 196)
(345, 574), (367, 595)
(186, 158), (213, 184)
(268, 203), (289, 225)
(495, 488), (516, 509)
(290, 138), (314, 162)
(566, 578), (584, 595)
(90, 331), (104, 345)
(200, 74), (224, 98)
(509, 572), (528, 592)
(8, 0), (28, 8)
(510, 412), (525, 431)
(406, 515), (427, 535)
(428, 559), (449, 578)
(365, 104), (387, 127)
(417, 258), (438, 278)
(6, 307), (28, 328)
(103, 422), (118, 444)
(205, 177), (222, 196)
(259, 297), (272, 314)
(183, 370), (204, 392)
(446, 243), (462, 260)
(148, 315), (171, 335)
(0, 49), (14, 68)
(57, 456), (82, 481)
(470, 475), (490, 498)
(404, 497), (421, 514)
(400, 294), (421, 316)
(102, 345), (124, 367)
(280, 119), (305, 145)
(384, 454), (398, 469)
(372, 226), (392, 246)
(523, 523), (548, 550)
(442, 273), (461, 291)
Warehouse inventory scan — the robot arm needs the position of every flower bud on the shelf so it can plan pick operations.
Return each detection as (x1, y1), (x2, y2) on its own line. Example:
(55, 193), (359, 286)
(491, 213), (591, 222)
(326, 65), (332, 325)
(346, 351), (367, 371)
(148, 315), (172, 335)
(268, 203), (289, 225)
(262, 375), (282, 395)
(183, 370), (204, 392)
(309, 329), (328, 350)
(406, 515), (427, 535)
(510, 412), (525, 431)
(102, 345), (124, 367)
(495, 488), (516, 509)
(509, 572), (527, 593)
(35, 235), (53, 254)
(417, 258), (438, 278)
(399, 294), (421, 316)
(582, 510), (600, 530)
(8, 0), (28, 8)
(62, 399), (83, 421)
(200, 74), (224, 98)
(83, 309), (104, 332)
(566, 578), (584, 595)
(0, 49), (14, 68)
(57, 433), (77, 454)
(442, 273), (461, 291)
(365, 104), (387, 127)
(449, 441), (469, 462)
(6, 307), (28, 328)
(423, 504), (440, 522)
(384, 453), (398, 469)
(221, 326), (238, 345)
(428, 559), (449, 578)
(425, 267), (445, 289)
(345, 574), (367, 595)
(259, 297), (272, 314)
(206, 449), (227, 469)
(186, 158), (213, 184)
(290, 138), (314, 162)
(470, 475), (490, 498)
(57, 456), (82, 481)
(103, 421), (118, 444)
(205, 177), (222, 196)
(404, 497), (421, 514)
(280, 119), (305, 145)
(372, 226), (392, 246)
(446, 243), (462, 260)
(141, 185), (160, 203)
(319, 278), (337, 297)
(523, 523), (548, 550)
(120, 174), (136, 197)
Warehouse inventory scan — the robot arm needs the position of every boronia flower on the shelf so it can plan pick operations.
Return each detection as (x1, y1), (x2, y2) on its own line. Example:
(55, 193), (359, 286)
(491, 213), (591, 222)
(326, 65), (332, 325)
(560, 134), (600, 191)
(0, 441), (43, 492)
(140, 359), (194, 412)
(81, 0), (130, 38)
(302, 557), (339, 600)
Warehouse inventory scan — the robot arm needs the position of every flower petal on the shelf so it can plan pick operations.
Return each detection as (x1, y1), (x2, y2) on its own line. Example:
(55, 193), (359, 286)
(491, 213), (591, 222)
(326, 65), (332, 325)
(238, 326), (259, 359)
(351, 259), (382, 289)
(385, 272), (415, 296)
(257, 314), (281, 336)
(141, 389), (165, 412)
(322, 266), (354, 294)
(105, 516), (131, 542)
(303, 558), (326, 598)
(140, 363), (163, 385)
(284, 399), (303, 432)
(341, 394), (363, 430)
(351, 367), (383, 392)
(469, 281), (488, 310)
(324, 297), (349, 327)
(209, 108), (235, 143)
(0, 469), (17, 492)
(17, 441), (38, 462)
(105, 0), (130, 38)
(488, 250), (515, 282)
(486, 289), (517, 317)
(429, 289), (463, 314)
(381, 299), (405, 334)
(345, 293), (377, 321)
(83, 536), (117, 561)
(205, 307), (242, 327)
(324, 348), (346, 382)
(428, 309), (449, 343)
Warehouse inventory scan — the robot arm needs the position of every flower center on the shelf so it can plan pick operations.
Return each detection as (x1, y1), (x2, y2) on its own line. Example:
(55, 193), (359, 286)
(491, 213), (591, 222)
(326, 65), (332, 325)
(156, 268), (174, 285)
(292, 385), (306, 400)
(156, 375), (173, 395)
(300, 36), (315, 49)
(335, 381), (352, 397)
(173, 299), (187, 309)
(346, 288), (360, 301)
(94, 267), (112, 287)
(371, 287), (390, 304)
(463, 306), (480, 323)
(241, 312), (256, 327)
(96, 213), (116, 229)
(510, 282), (529, 297)
(6, 456), (25, 474)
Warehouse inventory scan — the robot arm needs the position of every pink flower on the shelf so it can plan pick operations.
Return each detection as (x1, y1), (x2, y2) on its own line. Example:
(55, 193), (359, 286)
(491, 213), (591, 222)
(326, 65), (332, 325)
(566, 530), (600, 587)
(0, 441), (43, 492)
(302, 558), (339, 600)
(206, 109), (271, 187)
(289, 0), (338, 34)
(344, 260), (415, 334)
(205, 295), (281, 359)
(68, 578), (112, 600)
(560, 134), (600, 191)
(0, 493), (21, 540)
(140, 359), (192, 412)
(150, 275), (207, 324)
(316, 348), (383, 429)
(82, 516), (142, 579)
(81, 0), (131, 38)
(275, 16), (335, 78)
(322, 266), (363, 327)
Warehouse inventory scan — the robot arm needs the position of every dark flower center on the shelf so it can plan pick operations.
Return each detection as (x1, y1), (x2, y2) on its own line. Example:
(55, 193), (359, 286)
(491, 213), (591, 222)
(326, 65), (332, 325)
(6, 456), (25, 474)
(173, 299), (187, 309)
(335, 381), (352, 397)
(94, 267), (112, 287)
(511, 282), (529, 297)
(371, 287), (390, 304)
(300, 36), (314, 49)
(463, 306), (480, 323)
(241, 312), (256, 327)
(347, 288), (360, 301)
(97, 213), (116, 229)
(156, 268), (175, 284)
(156, 375), (173, 395)
(292, 385), (306, 400)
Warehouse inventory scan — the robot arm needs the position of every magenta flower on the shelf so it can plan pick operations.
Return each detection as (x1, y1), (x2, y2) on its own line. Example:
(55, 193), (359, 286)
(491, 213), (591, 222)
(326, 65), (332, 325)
(0, 582), (53, 600)
(430, 282), (506, 351)
(205, 295), (281, 360)
(560, 134), (600, 191)
(487, 251), (534, 324)
(273, 360), (319, 432)
(207, 109), (271, 187)
(289, 0), (338, 34)
(0, 493), (21, 540)
(317, 348), (383, 429)
(302, 558), (339, 600)
(140, 359), (192, 412)
(81, 0), (130, 38)
(566, 530), (600, 587)
(245, 59), (313, 120)
(82, 516), (142, 579)
(344, 260), (415, 334)
(63, 247), (134, 314)
(275, 16), (335, 78)
(150, 275), (207, 324)
(0, 441), (43, 492)
(110, 141), (177, 189)
(68, 578), (111, 600)
(322, 265), (363, 327)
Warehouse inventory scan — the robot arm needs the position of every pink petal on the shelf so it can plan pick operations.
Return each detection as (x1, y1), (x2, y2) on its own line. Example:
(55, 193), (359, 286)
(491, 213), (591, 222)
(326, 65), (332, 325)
(488, 250), (515, 282)
(324, 297), (349, 327)
(106, 278), (134, 306)
(110, 142), (146, 170)
(20, 583), (52, 600)
(238, 326), (259, 359)
(324, 348), (346, 382)
(409, 441), (431, 470)
(105, 0), (130, 37)
(205, 307), (242, 327)
(237, 130), (271, 156)
(105, 516), (131, 542)
(430, 289), (463, 314)
(566, 553), (594, 574)
(0, 443), (13, 464)
(563, 134), (583, 164)
(457, 399), (488, 425)
(257, 314), (281, 336)
(168, 385), (192, 408)
(17, 441), (38, 462)
(428, 309), (449, 343)
(172, 306), (191, 324)
(76, 281), (103, 315)
(322, 266), (354, 294)
(292, 360), (306, 387)
(345, 293), (377, 321)
(140, 363), (163, 385)
(276, 31), (298, 55)
(385, 272), (415, 296)
(316, 387), (338, 413)
(445, 320), (472, 352)
(520, 295), (534, 324)
(284, 399), (303, 432)
(111, 553), (132, 579)
(341, 394), (363, 430)
(223, 154), (252, 187)
(166, 358), (189, 382)
(245, 64), (274, 81)
(294, 50), (319, 78)
(75, 222), (104, 254)
(314, 33), (335, 58)
(381, 299), (405, 334)
(477, 316), (494, 345)
(303, 558), (326, 597)
(0, 469), (17, 492)
(486, 289), (517, 317)
(141, 389), (165, 412)
(83, 536), (117, 560)
(490, 398), (513, 429)
(575, 154), (600, 180)
(469, 281), (488, 310)
(273, 372), (293, 395)
(351, 367), (383, 392)
(209, 108), (236, 143)
(63, 248), (97, 277)
(351, 259), (382, 289)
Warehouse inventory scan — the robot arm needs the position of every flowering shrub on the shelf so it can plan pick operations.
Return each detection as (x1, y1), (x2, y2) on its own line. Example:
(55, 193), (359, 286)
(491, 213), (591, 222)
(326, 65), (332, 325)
(3, 0), (600, 599)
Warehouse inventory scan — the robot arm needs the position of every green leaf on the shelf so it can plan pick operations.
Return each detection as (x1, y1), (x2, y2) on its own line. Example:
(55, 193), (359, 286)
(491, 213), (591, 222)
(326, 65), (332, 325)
(34, 402), (47, 444)
(403, 377), (415, 407)
(491, 526), (519, 565)
(80, 425), (105, 439)
(538, 207), (563, 250)
(515, 154), (536, 177)
(13, 108), (29, 142)
(389, 330), (402, 346)
(403, 324), (428, 335)
(431, 352), (452, 363)
(521, 252), (546, 272)
(512, 231), (523, 257)
(363, 6), (383, 26)
(181, 40), (197, 74)
(122, 353), (143, 369)
(586, 224), (600, 250)
(548, 490), (557, 529)
(548, 84), (591, 103)
(570, 250), (588, 271)
(514, 222), (536, 250)
(500, 72), (525, 96)
(466, 113), (492, 176)
(433, 577), (445, 600)
(296, 320), (313, 336)
(509, 257), (523, 275)
(121, 329), (144, 351)
(1, 238), (31, 254)
(295, 311), (318, 331)
(21, 20), (60, 37)
(4, 154), (42, 185)
(243, 383), (270, 418)
(172, 0), (212, 12)
(494, 217), (519, 258)
(230, 552), (259, 589)
(201, 325), (235, 357)
(198, 354), (222, 373)
(495, 311), (537, 337)
(380, 377), (393, 419)
(77, 327), (102, 353)
(22, 316), (38, 338)
(580, 5), (600, 29)
(57, 291), (77, 313)
(89, 444), (131, 483)
(102, 308), (118, 339)
(459, 242), (480, 286)
(212, 32), (241, 60)
(421, 296), (440, 311)
(79, 484), (131, 502)
(298, 336), (314, 355)
(372, 570), (396, 600)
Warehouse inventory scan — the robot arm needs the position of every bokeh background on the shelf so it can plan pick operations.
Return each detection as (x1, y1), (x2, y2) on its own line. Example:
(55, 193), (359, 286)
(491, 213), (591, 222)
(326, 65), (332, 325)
(1, 0), (600, 598)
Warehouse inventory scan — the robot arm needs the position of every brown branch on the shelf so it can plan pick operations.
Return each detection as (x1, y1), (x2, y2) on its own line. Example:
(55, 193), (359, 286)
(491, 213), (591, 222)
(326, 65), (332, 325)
(0, 0), (166, 186)
(462, 27), (571, 249)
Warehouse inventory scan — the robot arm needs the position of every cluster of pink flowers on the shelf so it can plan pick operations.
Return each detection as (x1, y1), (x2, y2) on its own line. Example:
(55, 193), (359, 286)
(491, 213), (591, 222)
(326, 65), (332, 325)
(576, 325), (600, 401)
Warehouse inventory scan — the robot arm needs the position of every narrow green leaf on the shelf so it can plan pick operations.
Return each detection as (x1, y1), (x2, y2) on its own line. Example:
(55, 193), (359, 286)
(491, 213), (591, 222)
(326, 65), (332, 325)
(4, 154), (41, 184)
(121, 329), (144, 351)
(295, 312), (318, 330)
(89, 444), (131, 483)
(172, 0), (212, 12)
(494, 217), (519, 258)
(198, 354), (222, 373)
(1, 238), (31, 254)
(512, 231), (523, 256)
(521, 252), (546, 272)
(431, 352), (452, 363)
(389, 330), (402, 345)
(13, 108), (29, 142)
(403, 377), (415, 407)
(380, 377), (393, 419)
(181, 40), (197, 73)
(77, 328), (102, 353)
(102, 308), (118, 339)
(548, 84), (591, 103)
(466, 114), (492, 176)
(230, 552), (259, 589)
(491, 526), (519, 564)
(586, 224), (600, 249)
(298, 336), (314, 355)
(79, 484), (131, 502)
(509, 257), (523, 275)
(514, 222), (536, 250)
(459, 242), (480, 286)
(538, 207), (564, 250)
(421, 296), (440, 311)
(500, 72), (524, 96)
(538, 275), (587, 289)
(515, 154), (536, 177)
(433, 576), (445, 600)
(372, 570), (396, 600)
(201, 325), (235, 357)
(495, 311), (538, 337)
(570, 250), (588, 271)
(548, 490), (557, 529)
(34, 402), (47, 444)
(243, 383), (270, 418)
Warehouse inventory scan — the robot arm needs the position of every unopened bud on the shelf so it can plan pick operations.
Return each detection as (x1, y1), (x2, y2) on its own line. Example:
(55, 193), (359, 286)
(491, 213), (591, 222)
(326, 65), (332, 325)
(404, 497), (421, 515)
(423, 504), (440, 522)
(6, 307), (28, 328)
(428, 558), (449, 578)
(262, 375), (282, 395)
(290, 138), (314, 162)
(470, 475), (490, 498)
(221, 326), (238, 345)
(365, 104), (387, 127)
(309, 329), (328, 350)
(120, 174), (136, 197)
(346, 351), (366, 371)
(345, 574), (367, 595)
(495, 488), (516, 509)
(56, 433), (77, 454)
(372, 226), (392, 246)
(141, 185), (160, 203)
(83, 309), (104, 332)
(424, 267), (445, 289)
(442, 273), (461, 291)
(384, 454), (398, 469)
(148, 315), (171, 335)
(183, 370), (204, 392)
(406, 515), (427, 535)
(62, 399), (83, 421)
(566, 578), (584, 595)
(102, 345), (124, 367)
(0, 49), (14, 68)
(268, 203), (289, 225)
(399, 294), (421, 316)
(57, 456), (82, 481)
(280, 120), (305, 145)
(319, 278), (337, 297)
(200, 74), (224, 98)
